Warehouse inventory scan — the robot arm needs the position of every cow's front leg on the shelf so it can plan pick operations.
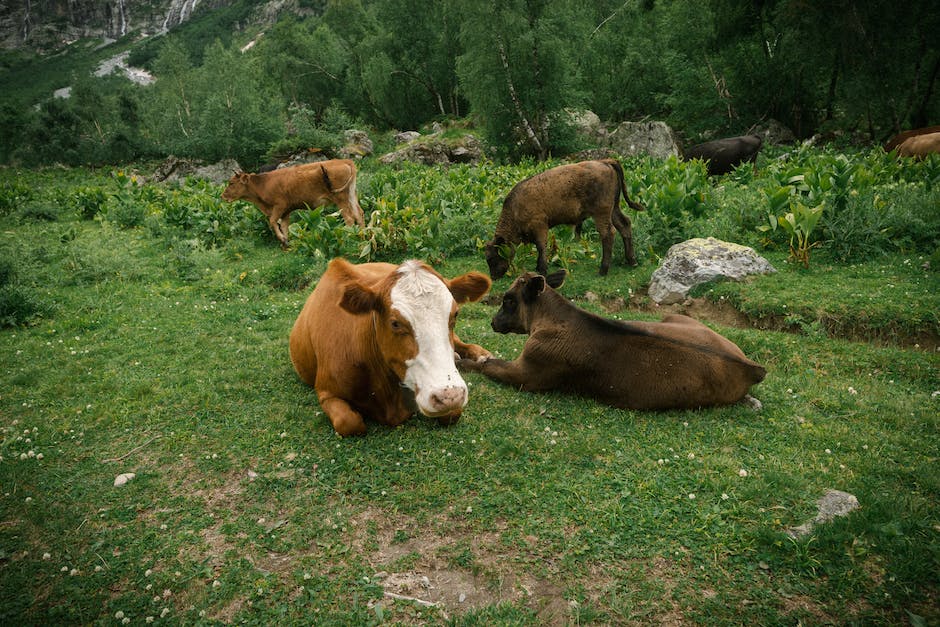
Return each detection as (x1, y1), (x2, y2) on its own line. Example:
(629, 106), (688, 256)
(533, 230), (549, 276)
(453, 333), (491, 362)
(457, 357), (534, 389)
(317, 393), (367, 436)
(268, 213), (289, 248)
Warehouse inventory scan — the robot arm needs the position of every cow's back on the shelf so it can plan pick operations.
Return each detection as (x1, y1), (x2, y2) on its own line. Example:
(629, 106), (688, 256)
(290, 261), (397, 387)
(589, 314), (765, 409)
(506, 161), (614, 225)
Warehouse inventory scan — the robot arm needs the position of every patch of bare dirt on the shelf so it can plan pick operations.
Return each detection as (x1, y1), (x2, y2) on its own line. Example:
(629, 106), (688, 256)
(588, 293), (939, 351)
(345, 507), (578, 624)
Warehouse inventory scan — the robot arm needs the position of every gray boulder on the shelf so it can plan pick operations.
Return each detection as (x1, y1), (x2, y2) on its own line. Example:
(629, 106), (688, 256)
(395, 131), (421, 144)
(752, 119), (797, 145)
(151, 156), (242, 186)
(648, 237), (776, 304)
(338, 129), (373, 159)
(379, 134), (484, 166)
(607, 120), (681, 159)
(787, 490), (860, 538)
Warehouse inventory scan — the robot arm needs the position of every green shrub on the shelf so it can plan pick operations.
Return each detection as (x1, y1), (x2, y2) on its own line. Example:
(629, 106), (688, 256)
(0, 178), (32, 216)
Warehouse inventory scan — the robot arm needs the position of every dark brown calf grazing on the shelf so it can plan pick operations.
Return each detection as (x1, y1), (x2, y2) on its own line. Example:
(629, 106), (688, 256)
(458, 271), (766, 410)
(484, 159), (646, 279)
(883, 125), (940, 153)
(896, 132), (940, 159)
(682, 135), (763, 176)
(290, 258), (491, 436)
(221, 159), (364, 247)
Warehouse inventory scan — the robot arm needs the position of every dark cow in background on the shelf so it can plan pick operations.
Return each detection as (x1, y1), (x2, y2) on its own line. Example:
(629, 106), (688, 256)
(221, 159), (365, 247)
(458, 271), (766, 411)
(484, 158), (646, 279)
(682, 134), (763, 176)
(883, 125), (940, 153)
(290, 258), (491, 436)
(896, 132), (940, 159)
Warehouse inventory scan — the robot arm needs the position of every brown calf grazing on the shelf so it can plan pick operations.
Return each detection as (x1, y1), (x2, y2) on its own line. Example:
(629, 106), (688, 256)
(458, 271), (766, 410)
(290, 258), (491, 436)
(221, 159), (365, 247)
(682, 135), (763, 176)
(484, 158), (646, 279)
(896, 131), (940, 159)
(883, 125), (940, 153)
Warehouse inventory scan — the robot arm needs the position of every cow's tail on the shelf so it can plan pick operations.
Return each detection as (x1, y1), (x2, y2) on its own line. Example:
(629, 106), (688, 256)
(320, 163), (354, 194)
(605, 158), (646, 213)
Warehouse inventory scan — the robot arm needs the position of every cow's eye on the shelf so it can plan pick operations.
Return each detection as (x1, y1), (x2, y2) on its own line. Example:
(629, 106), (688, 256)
(390, 319), (407, 333)
(502, 297), (516, 312)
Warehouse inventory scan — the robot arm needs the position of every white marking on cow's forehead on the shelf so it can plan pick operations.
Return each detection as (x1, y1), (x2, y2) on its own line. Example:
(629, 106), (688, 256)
(390, 262), (453, 324)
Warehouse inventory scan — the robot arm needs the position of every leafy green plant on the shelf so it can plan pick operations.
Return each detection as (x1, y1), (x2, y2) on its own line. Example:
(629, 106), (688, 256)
(760, 200), (824, 268)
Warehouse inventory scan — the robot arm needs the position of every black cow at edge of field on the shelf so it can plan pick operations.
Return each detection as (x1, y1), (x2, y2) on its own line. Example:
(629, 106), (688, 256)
(682, 134), (763, 176)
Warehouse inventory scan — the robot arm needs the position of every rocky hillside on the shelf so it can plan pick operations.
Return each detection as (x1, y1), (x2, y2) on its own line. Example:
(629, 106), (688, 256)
(0, 0), (237, 50)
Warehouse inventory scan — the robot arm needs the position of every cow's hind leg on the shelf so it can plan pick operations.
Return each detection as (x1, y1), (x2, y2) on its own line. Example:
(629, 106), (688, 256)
(317, 393), (367, 436)
(612, 208), (637, 266)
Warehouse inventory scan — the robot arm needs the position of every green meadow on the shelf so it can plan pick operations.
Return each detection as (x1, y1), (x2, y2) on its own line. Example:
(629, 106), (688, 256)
(1, 151), (938, 625)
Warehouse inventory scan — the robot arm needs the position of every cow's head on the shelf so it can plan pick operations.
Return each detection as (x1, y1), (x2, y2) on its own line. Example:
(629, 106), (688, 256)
(484, 236), (514, 280)
(221, 172), (252, 202)
(338, 260), (491, 424)
(491, 270), (566, 334)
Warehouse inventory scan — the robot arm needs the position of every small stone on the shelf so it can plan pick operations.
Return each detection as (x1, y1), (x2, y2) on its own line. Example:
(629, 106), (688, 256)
(113, 473), (135, 487)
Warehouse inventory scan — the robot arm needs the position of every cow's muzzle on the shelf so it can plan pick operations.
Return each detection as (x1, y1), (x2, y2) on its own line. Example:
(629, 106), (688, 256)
(418, 385), (467, 424)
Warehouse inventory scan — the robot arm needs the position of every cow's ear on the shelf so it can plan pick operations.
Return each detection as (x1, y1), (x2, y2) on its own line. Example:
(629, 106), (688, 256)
(449, 272), (491, 304)
(340, 283), (384, 315)
(522, 275), (546, 303)
(545, 269), (566, 289)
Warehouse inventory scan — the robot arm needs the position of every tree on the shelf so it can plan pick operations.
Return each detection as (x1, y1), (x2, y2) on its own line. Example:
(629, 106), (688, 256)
(456, 0), (588, 158)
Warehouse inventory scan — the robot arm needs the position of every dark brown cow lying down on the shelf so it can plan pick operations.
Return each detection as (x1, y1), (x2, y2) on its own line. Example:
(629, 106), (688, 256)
(896, 132), (940, 159)
(221, 159), (365, 247)
(458, 271), (766, 410)
(290, 258), (491, 436)
(485, 158), (646, 279)
(883, 125), (940, 153)
(682, 135), (763, 176)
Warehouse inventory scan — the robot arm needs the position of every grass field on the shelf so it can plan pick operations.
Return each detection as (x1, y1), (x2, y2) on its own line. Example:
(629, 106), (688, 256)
(1, 161), (938, 625)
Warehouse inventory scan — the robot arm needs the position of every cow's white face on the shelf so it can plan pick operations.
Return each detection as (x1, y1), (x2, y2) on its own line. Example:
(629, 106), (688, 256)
(390, 261), (468, 419)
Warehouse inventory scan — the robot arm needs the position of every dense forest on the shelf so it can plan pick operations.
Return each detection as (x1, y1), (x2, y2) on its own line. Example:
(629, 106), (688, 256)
(1, 0), (938, 167)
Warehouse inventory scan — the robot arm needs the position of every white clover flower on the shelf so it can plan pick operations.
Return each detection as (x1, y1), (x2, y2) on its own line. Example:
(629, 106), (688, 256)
(160, 608), (170, 618)
(688, 493), (696, 500)
(721, 493), (729, 500)
(657, 459), (665, 465)
(145, 568), (153, 577)
(738, 469), (748, 477)
(825, 449), (832, 454)
(115, 611), (125, 619)
(213, 580), (221, 588)
(42, 553), (50, 560)
(848, 386), (857, 395)
(687, 453), (695, 460)
(95, 565), (103, 572)
(69, 568), (79, 576)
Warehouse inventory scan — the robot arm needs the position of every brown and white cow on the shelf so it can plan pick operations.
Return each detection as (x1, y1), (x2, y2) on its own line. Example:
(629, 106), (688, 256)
(484, 158), (645, 279)
(458, 271), (766, 411)
(290, 258), (492, 436)
(221, 159), (365, 247)
(896, 131), (940, 159)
